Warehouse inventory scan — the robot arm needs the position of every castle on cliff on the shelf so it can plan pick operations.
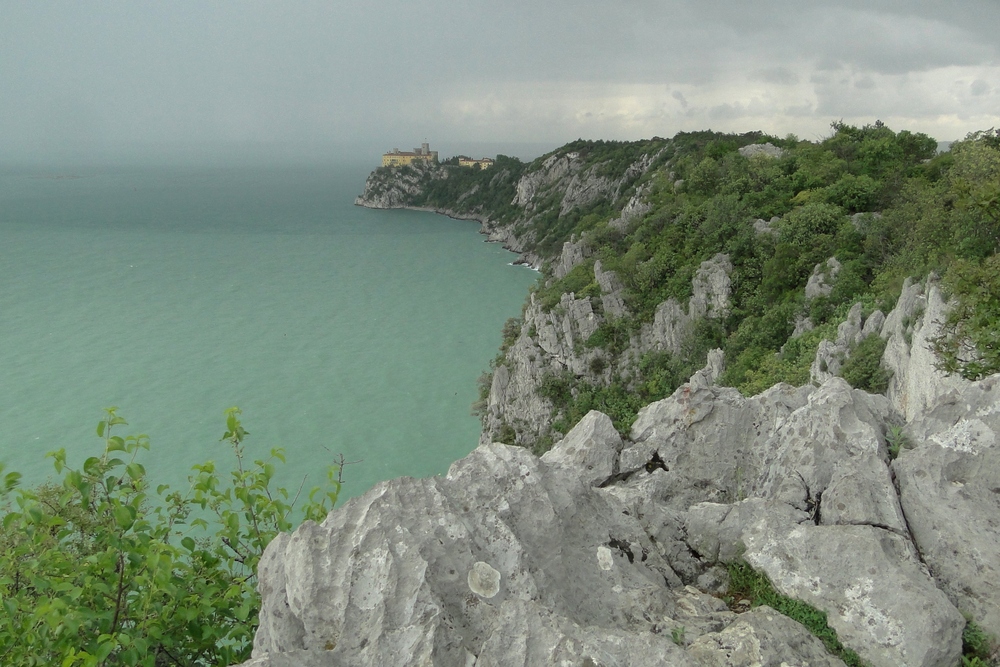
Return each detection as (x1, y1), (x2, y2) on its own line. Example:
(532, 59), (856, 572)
(382, 142), (439, 167)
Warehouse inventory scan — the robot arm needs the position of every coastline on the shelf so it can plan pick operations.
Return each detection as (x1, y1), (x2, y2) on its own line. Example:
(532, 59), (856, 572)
(355, 198), (543, 270)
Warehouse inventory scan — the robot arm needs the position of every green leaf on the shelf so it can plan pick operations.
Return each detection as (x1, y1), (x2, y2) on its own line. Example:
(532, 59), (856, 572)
(114, 504), (136, 530)
(181, 536), (196, 551)
(126, 462), (146, 482)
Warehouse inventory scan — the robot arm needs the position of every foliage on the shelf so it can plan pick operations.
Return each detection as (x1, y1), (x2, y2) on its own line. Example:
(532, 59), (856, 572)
(841, 334), (891, 393)
(932, 255), (1000, 380)
(0, 408), (342, 666)
(540, 371), (647, 437)
(536, 261), (599, 311)
(726, 561), (868, 666)
(884, 424), (912, 460)
(962, 616), (998, 666)
(408, 155), (527, 224)
(406, 121), (1000, 441)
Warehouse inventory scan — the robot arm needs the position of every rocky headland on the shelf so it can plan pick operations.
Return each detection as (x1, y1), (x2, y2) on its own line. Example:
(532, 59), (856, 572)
(238, 130), (1000, 666)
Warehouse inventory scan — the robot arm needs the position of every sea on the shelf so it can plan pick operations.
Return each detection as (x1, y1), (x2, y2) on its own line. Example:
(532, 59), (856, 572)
(0, 158), (538, 508)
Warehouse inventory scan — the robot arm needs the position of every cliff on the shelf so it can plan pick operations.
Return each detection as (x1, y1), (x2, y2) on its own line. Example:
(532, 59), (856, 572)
(232, 128), (1000, 666)
(236, 263), (1000, 666)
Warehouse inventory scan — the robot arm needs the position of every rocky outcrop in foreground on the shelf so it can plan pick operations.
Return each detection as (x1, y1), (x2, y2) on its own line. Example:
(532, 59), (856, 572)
(236, 344), (1000, 666)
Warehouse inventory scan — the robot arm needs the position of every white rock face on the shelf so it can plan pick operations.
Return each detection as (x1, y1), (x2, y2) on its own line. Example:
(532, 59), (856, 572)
(553, 236), (591, 279)
(482, 253), (733, 449)
(476, 599), (697, 667)
(541, 410), (622, 486)
(248, 443), (693, 667)
(637, 254), (733, 356)
(594, 259), (628, 318)
(468, 562), (501, 598)
(881, 278), (967, 422)
(811, 302), (882, 384)
(805, 257), (842, 300)
(237, 357), (1000, 667)
(609, 183), (653, 231)
(894, 374), (1000, 637)
(738, 142), (785, 159)
(689, 605), (849, 667)
(744, 523), (963, 667)
(689, 253), (733, 320)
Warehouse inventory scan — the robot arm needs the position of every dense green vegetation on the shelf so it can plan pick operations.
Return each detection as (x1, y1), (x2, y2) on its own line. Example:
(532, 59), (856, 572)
(445, 124), (999, 444)
(0, 408), (342, 666)
(395, 155), (528, 224)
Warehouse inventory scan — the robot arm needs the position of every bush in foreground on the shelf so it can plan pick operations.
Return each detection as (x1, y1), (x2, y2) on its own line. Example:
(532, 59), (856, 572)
(0, 407), (342, 666)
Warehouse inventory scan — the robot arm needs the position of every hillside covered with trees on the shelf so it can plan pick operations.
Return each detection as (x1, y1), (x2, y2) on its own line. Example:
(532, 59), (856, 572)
(362, 122), (1000, 449)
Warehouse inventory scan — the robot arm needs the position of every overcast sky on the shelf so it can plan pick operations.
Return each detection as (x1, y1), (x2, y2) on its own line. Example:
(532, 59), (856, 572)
(2, 1), (998, 162)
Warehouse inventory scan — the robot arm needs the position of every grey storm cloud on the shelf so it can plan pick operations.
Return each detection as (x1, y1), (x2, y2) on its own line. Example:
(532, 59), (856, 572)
(1, 0), (998, 162)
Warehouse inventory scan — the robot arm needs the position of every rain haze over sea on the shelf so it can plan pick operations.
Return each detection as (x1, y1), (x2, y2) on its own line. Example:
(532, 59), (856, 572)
(0, 159), (538, 503)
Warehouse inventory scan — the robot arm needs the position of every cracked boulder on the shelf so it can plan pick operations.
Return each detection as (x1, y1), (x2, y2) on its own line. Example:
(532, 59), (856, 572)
(688, 605), (848, 667)
(743, 522), (964, 667)
(541, 409), (622, 486)
(750, 378), (903, 532)
(894, 374), (1000, 637)
(623, 379), (813, 511)
(476, 599), (698, 667)
(248, 442), (684, 666)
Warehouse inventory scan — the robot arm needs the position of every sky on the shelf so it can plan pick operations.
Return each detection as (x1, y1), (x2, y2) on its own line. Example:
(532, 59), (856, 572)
(2, 1), (999, 163)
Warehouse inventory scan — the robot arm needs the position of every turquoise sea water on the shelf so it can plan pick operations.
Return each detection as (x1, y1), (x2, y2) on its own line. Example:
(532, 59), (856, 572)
(0, 161), (537, 503)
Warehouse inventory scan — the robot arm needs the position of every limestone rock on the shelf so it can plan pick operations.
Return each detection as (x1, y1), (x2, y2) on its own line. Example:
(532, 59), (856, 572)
(805, 257), (842, 300)
(861, 309), (885, 339)
(237, 650), (338, 667)
(476, 599), (698, 667)
(637, 254), (732, 357)
(609, 184), (653, 231)
(598, 470), (700, 587)
(690, 348), (725, 387)
(638, 298), (690, 355)
(594, 259), (628, 319)
(790, 314), (814, 339)
(624, 380), (813, 511)
(665, 585), (737, 641)
(513, 152), (577, 208)
(881, 277), (967, 422)
(250, 443), (682, 666)
(559, 168), (619, 216)
(835, 302), (864, 347)
(737, 143), (785, 159)
(744, 522), (964, 667)
(894, 374), (1000, 636)
(751, 378), (901, 530)
(753, 216), (780, 236)
(811, 303), (879, 385)
(541, 409), (622, 486)
(689, 605), (849, 667)
(689, 254), (733, 320)
(553, 236), (591, 279)
(354, 162), (444, 209)
(684, 499), (808, 564)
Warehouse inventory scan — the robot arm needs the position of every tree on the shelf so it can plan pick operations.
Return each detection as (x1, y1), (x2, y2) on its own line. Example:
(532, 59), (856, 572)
(932, 256), (1000, 381)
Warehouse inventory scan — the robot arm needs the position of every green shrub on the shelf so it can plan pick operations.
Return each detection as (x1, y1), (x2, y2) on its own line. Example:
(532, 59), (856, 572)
(0, 408), (342, 666)
(962, 616), (997, 664)
(841, 335), (891, 393)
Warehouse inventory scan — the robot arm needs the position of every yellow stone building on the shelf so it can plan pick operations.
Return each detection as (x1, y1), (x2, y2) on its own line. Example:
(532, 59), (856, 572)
(382, 142), (439, 167)
(458, 157), (495, 170)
